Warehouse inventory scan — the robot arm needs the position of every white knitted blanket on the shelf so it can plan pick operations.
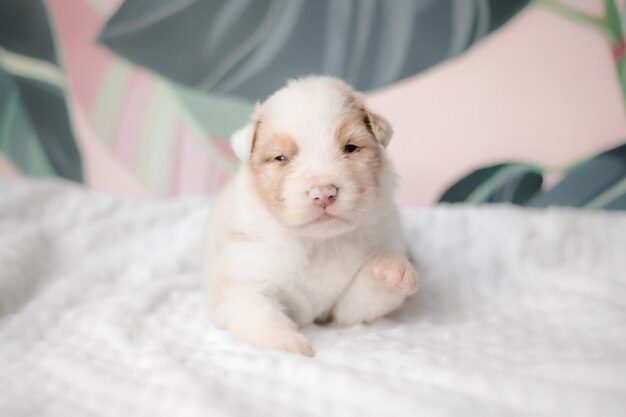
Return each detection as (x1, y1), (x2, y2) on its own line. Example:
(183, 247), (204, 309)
(1, 179), (625, 417)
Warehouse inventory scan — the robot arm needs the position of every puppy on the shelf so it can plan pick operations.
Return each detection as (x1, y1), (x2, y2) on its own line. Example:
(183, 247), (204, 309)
(205, 76), (418, 356)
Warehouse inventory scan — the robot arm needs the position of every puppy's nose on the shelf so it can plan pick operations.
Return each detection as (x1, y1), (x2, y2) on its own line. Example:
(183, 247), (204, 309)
(309, 185), (338, 208)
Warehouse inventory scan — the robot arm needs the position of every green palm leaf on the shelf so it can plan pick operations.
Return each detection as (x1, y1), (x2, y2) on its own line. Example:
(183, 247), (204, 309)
(0, 1), (82, 181)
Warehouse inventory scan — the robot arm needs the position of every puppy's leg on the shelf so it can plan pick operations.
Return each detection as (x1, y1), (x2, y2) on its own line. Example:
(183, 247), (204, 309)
(332, 254), (418, 325)
(210, 283), (314, 357)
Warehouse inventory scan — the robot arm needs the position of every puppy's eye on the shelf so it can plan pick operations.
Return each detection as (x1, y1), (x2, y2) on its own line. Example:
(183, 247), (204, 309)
(343, 144), (358, 154)
(274, 155), (288, 162)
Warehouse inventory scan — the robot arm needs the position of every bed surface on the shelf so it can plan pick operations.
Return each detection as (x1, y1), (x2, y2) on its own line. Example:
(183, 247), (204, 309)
(1, 179), (625, 417)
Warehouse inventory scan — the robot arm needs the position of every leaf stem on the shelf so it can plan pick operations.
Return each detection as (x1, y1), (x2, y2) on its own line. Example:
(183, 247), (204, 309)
(0, 47), (65, 88)
(533, 0), (612, 38)
(534, 0), (626, 108)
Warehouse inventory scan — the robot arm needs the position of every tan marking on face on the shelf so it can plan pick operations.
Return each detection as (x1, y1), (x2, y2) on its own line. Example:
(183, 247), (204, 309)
(335, 112), (385, 195)
(268, 131), (299, 159)
(249, 121), (299, 219)
(335, 113), (378, 148)
(334, 85), (391, 147)
(333, 82), (393, 148)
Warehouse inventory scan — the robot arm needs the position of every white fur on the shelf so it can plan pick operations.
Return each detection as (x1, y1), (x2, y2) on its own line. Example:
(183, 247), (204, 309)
(205, 76), (418, 356)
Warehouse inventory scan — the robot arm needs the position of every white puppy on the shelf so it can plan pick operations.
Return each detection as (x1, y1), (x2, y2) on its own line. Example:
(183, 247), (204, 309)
(205, 76), (418, 356)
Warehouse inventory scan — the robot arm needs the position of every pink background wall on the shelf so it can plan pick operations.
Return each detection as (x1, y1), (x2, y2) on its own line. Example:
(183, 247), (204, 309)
(373, 0), (626, 205)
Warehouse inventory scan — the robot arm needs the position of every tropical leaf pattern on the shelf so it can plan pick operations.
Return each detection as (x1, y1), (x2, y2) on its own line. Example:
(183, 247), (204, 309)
(1, 0), (529, 196)
(534, 0), (626, 101)
(86, 63), (249, 194)
(98, 0), (529, 100)
(439, 163), (544, 205)
(2, 0), (251, 196)
(0, 0), (82, 181)
(439, 0), (626, 210)
(84, 59), (249, 195)
(526, 144), (626, 210)
(439, 144), (626, 210)
(1, 0), (623, 211)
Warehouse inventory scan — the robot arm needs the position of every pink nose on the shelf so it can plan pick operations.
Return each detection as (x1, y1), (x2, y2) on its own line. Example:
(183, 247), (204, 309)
(309, 185), (338, 208)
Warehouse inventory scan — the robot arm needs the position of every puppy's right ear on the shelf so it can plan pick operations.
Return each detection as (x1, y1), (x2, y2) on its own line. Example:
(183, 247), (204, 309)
(231, 104), (261, 161)
(230, 123), (256, 161)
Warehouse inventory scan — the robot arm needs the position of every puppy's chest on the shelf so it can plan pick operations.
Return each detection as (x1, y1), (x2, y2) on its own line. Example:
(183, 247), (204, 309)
(278, 240), (368, 317)
(301, 243), (364, 283)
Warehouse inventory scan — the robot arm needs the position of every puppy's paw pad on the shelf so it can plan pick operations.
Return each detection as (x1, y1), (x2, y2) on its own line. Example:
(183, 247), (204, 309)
(373, 257), (418, 295)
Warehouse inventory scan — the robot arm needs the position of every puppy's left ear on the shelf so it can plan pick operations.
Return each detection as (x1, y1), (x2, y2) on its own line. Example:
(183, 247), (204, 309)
(364, 110), (393, 148)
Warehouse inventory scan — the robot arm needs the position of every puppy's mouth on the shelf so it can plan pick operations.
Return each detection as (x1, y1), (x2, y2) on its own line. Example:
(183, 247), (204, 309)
(299, 212), (349, 228)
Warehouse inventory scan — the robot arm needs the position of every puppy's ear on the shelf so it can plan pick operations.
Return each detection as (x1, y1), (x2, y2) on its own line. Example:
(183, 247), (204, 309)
(230, 123), (256, 161)
(364, 110), (393, 148)
(231, 104), (263, 161)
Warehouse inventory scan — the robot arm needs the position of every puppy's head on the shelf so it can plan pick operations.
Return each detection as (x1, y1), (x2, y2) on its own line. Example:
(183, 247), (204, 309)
(232, 76), (395, 239)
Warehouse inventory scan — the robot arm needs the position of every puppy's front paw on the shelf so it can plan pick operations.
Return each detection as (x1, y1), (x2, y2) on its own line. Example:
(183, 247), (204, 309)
(372, 255), (418, 295)
(253, 330), (314, 357)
